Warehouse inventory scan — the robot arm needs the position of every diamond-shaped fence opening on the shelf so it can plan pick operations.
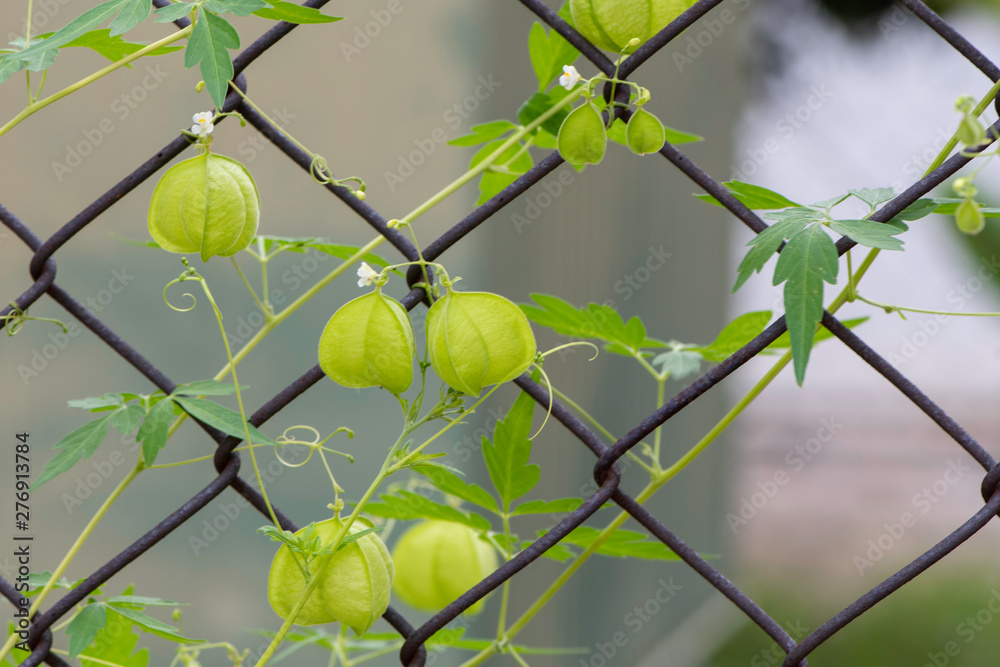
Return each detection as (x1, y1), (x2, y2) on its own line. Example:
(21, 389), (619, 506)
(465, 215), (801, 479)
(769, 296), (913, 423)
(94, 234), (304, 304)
(3, 1), (1000, 665)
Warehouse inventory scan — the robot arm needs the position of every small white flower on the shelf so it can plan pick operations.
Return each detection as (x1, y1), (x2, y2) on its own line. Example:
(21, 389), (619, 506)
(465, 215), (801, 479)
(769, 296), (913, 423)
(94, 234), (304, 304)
(190, 111), (215, 137)
(559, 65), (581, 90)
(356, 262), (379, 288)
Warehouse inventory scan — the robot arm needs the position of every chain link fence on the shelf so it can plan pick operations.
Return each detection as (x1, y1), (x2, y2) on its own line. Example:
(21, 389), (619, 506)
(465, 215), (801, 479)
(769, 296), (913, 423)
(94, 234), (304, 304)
(3, 0), (999, 665)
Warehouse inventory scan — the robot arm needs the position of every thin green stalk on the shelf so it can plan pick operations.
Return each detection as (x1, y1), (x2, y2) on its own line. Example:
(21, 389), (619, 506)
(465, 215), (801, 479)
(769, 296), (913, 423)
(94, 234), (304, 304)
(232, 257), (269, 318)
(24, 0), (33, 104)
(496, 513), (513, 641)
(652, 376), (665, 463)
(925, 77), (1000, 175)
(0, 26), (193, 139)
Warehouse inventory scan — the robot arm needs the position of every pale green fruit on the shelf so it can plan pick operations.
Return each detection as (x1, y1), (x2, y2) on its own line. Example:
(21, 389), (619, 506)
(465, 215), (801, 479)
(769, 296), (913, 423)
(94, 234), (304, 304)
(557, 102), (608, 166)
(426, 290), (536, 395)
(569, 0), (696, 53)
(391, 521), (498, 614)
(625, 108), (666, 155)
(267, 516), (394, 635)
(148, 152), (260, 262)
(956, 198), (986, 235)
(319, 290), (415, 395)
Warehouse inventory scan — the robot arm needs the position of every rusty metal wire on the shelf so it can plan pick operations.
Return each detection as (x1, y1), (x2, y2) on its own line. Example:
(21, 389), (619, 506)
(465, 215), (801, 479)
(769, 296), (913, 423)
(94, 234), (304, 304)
(3, 1), (999, 665)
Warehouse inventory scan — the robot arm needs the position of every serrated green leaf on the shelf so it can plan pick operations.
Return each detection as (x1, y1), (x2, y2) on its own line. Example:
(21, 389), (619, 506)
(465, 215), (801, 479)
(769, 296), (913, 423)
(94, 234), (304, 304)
(154, 2), (197, 23)
(482, 390), (538, 511)
(253, 2), (342, 23)
(105, 605), (202, 644)
(12, 0), (130, 64)
(773, 225), (839, 386)
(34, 416), (113, 489)
(470, 138), (534, 205)
(172, 380), (241, 396)
(204, 0), (270, 17)
(137, 397), (175, 467)
(512, 498), (583, 515)
(6, 36), (57, 71)
(0, 56), (27, 86)
(517, 91), (571, 138)
(111, 404), (145, 435)
(549, 526), (681, 560)
(527, 19), (579, 92)
(768, 316), (868, 349)
(520, 294), (647, 353)
(733, 216), (813, 292)
(849, 187), (895, 209)
(448, 120), (517, 147)
(413, 465), (499, 514)
(108, 0), (151, 36)
(891, 198), (937, 223)
(79, 604), (149, 667)
(61, 29), (182, 62)
(696, 180), (800, 210)
(763, 207), (825, 225)
(828, 219), (904, 251)
(184, 8), (240, 108)
(66, 603), (108, 658)
(69, 393), (126, 411)
(697, 311), (772, 362)
(651, 349), (702, 380)
(172, 396), (278, 447)
(103, 595), (181, 607)
(363, 491), (491, 532)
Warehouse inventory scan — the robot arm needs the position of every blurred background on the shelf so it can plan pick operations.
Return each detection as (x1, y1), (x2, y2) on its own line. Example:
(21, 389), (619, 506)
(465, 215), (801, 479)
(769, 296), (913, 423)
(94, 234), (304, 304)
(3, 0), (1000, 664)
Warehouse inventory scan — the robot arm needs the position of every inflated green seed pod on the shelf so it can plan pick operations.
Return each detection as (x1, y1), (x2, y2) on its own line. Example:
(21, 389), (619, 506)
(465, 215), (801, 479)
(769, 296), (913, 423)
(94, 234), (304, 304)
(391, 521), (498, 614)
(569, 0), (696, 53)
(148, 152), (260, 262)
(557, 102), (608, 166)
(956, 198), (986, 235)
(318, 290), (415, 395)
(426, 290), (536, 395)
(267, 516), (394, 634)
(626, 108), (666, 155)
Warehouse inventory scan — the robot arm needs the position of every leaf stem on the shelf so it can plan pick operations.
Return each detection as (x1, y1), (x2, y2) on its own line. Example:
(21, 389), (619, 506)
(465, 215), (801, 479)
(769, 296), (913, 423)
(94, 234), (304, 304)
(231, 257), (269, 319)
(0, 26), (193, 139)
(924, 77), (1000, 175)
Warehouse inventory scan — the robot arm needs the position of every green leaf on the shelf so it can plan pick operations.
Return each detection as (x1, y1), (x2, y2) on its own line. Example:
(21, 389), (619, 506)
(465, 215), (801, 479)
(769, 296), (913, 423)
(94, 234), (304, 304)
(3, 624), (31, 665)
(482, 390), (538, 511)
(184, 8), (240, 109)
(34, 416), (113, 488)
(768, 316), (869, 349)
(449, 120), (517, 147)
(556, 101), (607, 166)
(103, 595), (181, 607)
(0, 56), (27, 86)
(172, 397), (278, 447)
(79, 605), (149, 667)
(651, 349), (702, 380)
(204, 0), (270, 17)
(11, 0), (130, 64)
(172, 380), (241, 396)
(66, 603), (108, 658)
(698, 311), (772, 362)
(828, 219), (904, 250)
(891, 198), (937, 223)
(154, 2), (197, 23)
(520, 293), (647, 353)
(773, 225), (839, 386)
(517, 91), (571, 138)
(111, 404), (145, 435)
(413, 465), (499, 513)
(108, 0), (152, 36)
(695, 180), (800, 210)
(527, 19), (579, 92)
(105, 605), (201, 644)
(253, 1), (342, 23)
(552, 526), (682, 560)
(69, 393), (126, 411)
(61, 29), (182, 62)
(512, 498), (583, 515)
(732, 216), (814, 292)
(470, 139), (534, 205)
(849, 187), (895, 209)
(363, 491), (491, 532)
(304, 242), (396, 269)
(137, 397), (175, 467)
(625, 108), (666, 155)
(526, 540), (576, 562)
(5, 37), (57, 71)
(932, 198), (1000, 217)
